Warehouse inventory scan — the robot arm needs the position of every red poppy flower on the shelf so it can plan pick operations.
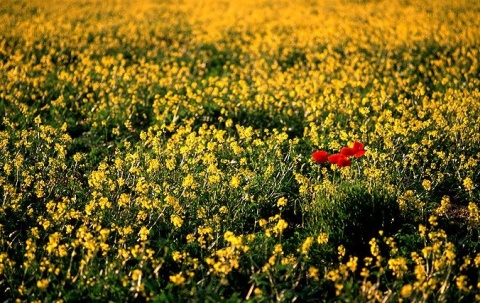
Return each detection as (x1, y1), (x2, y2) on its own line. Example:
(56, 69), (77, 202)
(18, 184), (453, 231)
(340, 147), (356, 157)
(336, 156), (352, 167)
(312, 150), (329, 163)
(352, 141), (366, 158)
(328, 153), (342, 164)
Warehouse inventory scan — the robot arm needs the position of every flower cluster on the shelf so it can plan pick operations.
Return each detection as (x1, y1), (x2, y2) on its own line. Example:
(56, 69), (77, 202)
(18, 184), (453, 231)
(312, 141), (366, 167)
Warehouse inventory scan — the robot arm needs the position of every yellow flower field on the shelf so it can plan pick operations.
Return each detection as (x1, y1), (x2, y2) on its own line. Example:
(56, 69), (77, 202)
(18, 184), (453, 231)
(1, 0), (479, 301)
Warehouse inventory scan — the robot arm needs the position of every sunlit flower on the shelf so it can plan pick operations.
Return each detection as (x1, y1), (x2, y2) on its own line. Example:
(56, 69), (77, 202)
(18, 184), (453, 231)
(463, 177), (475, 191)
(308, 266), (320, 281)
(36, 279), (49, 291)
(336, 156), (352, 167)
(169, 272), (186, 285)
(422, 179), (432, 191)
(170, 215), (184, 228)
(277, 197), (287, 208)
(340, 147), (356, 157)
(317, 232), (329, 245)
(400, 284), (413, 298)
(352, 141), (366, 158)
(328, 153), (342, 164)
(312, 150), (329, 163)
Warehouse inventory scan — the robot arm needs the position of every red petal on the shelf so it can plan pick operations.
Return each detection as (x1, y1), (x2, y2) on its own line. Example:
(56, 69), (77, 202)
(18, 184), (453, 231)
(312, 150), (329, 163)
(328, 154), (341, 164)
(354, 150), (366, 158)
(340, 147), (356, 157)
(337, 156), (352, 167)
(352, 141), (364, 152)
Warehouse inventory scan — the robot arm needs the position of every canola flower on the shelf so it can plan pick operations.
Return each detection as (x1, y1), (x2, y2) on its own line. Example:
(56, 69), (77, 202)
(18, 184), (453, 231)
(0, 0), (479, 301)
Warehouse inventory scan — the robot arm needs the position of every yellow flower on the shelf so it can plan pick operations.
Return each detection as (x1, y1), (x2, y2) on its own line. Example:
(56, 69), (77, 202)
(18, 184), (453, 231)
(272, 219), (288, 236)
(230, 176), (240, 188)
(170, 215), (184, 228)
(258, 219), (267, 227)
(300, 237), (314, 255)
(369, 239), (379, 257)
(73, 153), (83, 163)
(422, 179), (432, 191)
(338, 245), (346, 259)
(346, 256), (358, 272)
(273, 244), (283, 255)
(456, 275), (470, 292)
(400, 284), (413, 298)
(308, 266), (320, 281)
(169, 272), (186, 285)
(34, 115), (42, 125)
(419, 224), (427, 238)
(276, 197), (287, 208)
(3, 163), (12, 176)
(139, 226), (150, 241)
(388, 257), (408, 277)
(317, 232), (329, 245)
(253, 287), (263, 296)
(468, 202), (479, 225)
(182, 174), (195, 188)
(463, 177), (475, 191)
(132, 269), (142, 282)
(224, 231), (242, 246)
(36, 279), (49, 291)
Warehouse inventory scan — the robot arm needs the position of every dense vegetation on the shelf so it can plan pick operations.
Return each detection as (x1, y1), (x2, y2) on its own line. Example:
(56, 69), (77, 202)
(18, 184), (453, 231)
(1, 0), (479, 301)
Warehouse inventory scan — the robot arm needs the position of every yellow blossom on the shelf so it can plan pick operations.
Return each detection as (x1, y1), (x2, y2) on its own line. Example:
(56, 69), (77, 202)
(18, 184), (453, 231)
(308, 266), (320, 281)
(170, 215), (184, 228)
(317, 233), (329, 245)
(400, 284), (413, 298)
(463, 177), (475, 191)
(169, 273), (186, 285)
(230, 176), (240, 188)
(422, 179), (432, 191)
(277, 197), (287, 208)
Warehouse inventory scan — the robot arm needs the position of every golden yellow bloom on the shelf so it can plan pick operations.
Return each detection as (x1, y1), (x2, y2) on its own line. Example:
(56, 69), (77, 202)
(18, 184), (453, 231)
(317, 232), (329, 245)
(346, 256), (358, 272)
(277, 197), (287, 208)
(400, 284), (413, 298)
(132, 269), (142, 282)
(456, 275), (470, 292)
(182, 174), (195, 188)
(272, 219), (288, 236)
(308, 266), (320, 281)
(224, 231), (242, 247)
(169, 272), (186, 285)
(170, 215), (184, 228)
(3, 163), (12, 176)
(338, 245), (346, 259)
(258, 219), (267, 227)
(230, 176), (240, 188)
(463, 177), (475, 191)
(36, 279), (49, 291)
(139, 226), (150, 241)
(419, 224), (427, 238)
(273, 244), (283, 255)
(422, 179), (432, 191)
(468, 202), (480, 225)
(388, 257), (408, 277)
(369, 239), (379, 257)
(253, 287), (263, 296)
(435, 196), (451, 216)
(300, 237), (314, 256)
